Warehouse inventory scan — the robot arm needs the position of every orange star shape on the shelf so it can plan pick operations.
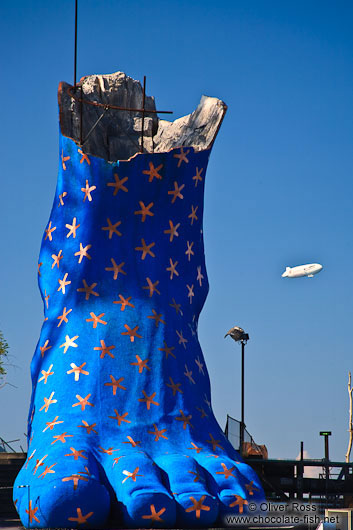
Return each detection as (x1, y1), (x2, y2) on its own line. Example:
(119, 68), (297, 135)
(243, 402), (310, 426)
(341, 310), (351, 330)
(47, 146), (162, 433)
(67, 362), (89, 381)
(193, 167), (204, 186)
(121, 324), (142, 342)
(104, 374), (126, 394)
(134, 201), (154, 221)
(52, 432), (73, 445)
(189, 205), (198, 225)
(135, 238), (156, 260)
(78, 420), (98, 435)
(216, 462), (236, 479)
(43, 416), (63, 432)
(142, 277), (160, 297)
(185, 495), (210, 519)
(229, 495), (248, 513)
(195, 357), (205, 374)
(188, 442), (202, 454)
(169, 298), (182, 314)
(51, 249), (63, 269)
(164, 220), (180, 242)
(58, 191), (67, 206)
(39, 391), (57, 412)
(105, 258), (126, 279)
(94, 339), (115, 358)
(108, 410), (131, 426)
(45, 221), (56, 241)
(197, 266), (204, 286)
(122, 466), (143, 484)
(113, 456), (125, 466)
(61, 149), (70, 170)
(147, 309), (166, 327)
(158, 341), (176, 359)
(72, 394), (94, 411)
(206, 433), (223, 452)
(187, 284), (194, 304)
(33, 455), (48, 475)
(86, 312), (107, 328)
(196, 407), (208, 418)
(81, 179), (96, 202)
(75, 243), (92, 263)
(166, 258), (179, 279)
(38, 262), (42, 276)
(166, 377), (182, 396)
(123, 436), (141, 448)
(60, 334), (79, 353)
(188, 470), (201, 483)
(174, 147), (190, 167)
(176, 410), (193, 430)
(184, 364), (195, 384)
(99, 446), (119, 455)
(130, 354), (150, 373)
(38, 364), (54, 384)
(185, 241), (194, 261)
(107, 173), (128, 195)
(25, 450), (36, 468)
(78, 148), (91, 165)
(39, 339), (52, 358)
(142, 161), (163, 182)
(57, 272), (71, 294)
(62, 474), (89, 491)
(25, 500), (40, 524)
(245, 480), (260, 496)
(139, 390), (159, 410)
(113, 294), (134, 311)
(148, 424), (168, 442)
(168, 181), (185, 203)
(101, 218), (122, 238)
(68, 507), (93, 524)
(65, 217), (80, 238)
(176, 329), (188, 348)
(142, 504), (166, 522)
(44, 290), (50, 309)
(77, 279), (99, 300)
(65, 447), (88, 460)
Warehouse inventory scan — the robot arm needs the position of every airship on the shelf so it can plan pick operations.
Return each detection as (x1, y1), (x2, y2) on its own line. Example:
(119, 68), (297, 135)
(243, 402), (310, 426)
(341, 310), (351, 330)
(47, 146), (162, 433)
(282, 263), (323, 278)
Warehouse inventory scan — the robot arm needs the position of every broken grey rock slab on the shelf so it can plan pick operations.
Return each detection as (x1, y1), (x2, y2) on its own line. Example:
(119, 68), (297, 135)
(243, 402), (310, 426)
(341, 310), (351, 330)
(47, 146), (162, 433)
(58, 71), (227, 162)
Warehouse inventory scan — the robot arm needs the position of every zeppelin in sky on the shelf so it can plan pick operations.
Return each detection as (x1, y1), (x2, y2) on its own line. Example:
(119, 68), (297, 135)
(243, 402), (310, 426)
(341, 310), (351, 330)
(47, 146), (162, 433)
(282, 263), (323, 278)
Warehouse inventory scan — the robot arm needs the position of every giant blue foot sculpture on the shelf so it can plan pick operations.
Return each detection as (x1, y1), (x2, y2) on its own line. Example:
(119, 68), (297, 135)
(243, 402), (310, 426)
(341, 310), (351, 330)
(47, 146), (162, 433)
(14, 84), (264, 528)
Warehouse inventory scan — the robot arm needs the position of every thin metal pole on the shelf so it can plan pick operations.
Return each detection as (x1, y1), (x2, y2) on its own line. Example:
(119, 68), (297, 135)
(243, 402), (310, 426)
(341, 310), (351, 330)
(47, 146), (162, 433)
(140, 76), (146, 153)
(240, 340), (245, 456)
(74, 0), (78, 89)
(80, 85), (83, 145)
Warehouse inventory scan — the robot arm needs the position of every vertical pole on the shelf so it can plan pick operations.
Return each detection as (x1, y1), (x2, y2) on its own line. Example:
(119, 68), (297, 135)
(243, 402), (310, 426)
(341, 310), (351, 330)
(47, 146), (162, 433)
(324, 435), (329, 461)
(300, 441), (304, 460)
(74, 0), (78, 89)
(140, 76), (146, 153)
(240, 340), (245, 456)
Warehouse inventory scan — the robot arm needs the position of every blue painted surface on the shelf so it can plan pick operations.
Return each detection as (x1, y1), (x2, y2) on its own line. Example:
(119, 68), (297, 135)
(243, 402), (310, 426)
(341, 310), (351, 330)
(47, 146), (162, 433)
(14, 132), (264, 527)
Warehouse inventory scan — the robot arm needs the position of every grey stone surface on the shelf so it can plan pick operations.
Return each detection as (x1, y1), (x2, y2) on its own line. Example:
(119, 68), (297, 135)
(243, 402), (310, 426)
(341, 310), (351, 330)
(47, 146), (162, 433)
(58, 72), (226, 161)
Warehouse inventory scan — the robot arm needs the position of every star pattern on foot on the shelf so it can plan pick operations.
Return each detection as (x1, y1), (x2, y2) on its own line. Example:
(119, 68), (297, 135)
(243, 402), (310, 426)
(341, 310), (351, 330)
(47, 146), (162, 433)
(107, 173), (128, 195)
(185, 495), (210, 519)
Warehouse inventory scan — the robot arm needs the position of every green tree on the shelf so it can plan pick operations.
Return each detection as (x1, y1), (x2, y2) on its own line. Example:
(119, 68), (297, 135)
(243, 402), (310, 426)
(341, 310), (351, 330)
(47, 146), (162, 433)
(0, 330), (9, 376)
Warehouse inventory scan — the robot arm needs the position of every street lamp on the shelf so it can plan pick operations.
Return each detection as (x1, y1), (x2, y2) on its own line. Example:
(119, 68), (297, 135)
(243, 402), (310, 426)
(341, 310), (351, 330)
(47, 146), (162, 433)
(225, 326), (249, 457)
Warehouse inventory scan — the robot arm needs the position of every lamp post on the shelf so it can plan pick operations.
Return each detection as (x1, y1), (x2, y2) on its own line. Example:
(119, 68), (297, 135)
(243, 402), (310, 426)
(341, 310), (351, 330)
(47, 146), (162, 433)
(225, 326), (249, 457)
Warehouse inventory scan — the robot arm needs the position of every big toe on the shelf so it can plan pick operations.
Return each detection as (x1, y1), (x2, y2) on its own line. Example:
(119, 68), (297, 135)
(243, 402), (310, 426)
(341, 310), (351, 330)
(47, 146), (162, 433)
(104, 451), (176, 527)
(156, 453), (219, 527)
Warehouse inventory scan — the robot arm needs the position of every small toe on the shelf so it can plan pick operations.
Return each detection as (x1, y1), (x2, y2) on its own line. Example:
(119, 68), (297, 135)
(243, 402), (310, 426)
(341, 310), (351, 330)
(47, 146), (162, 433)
(196, 453), (265, 520)
(156, 453), (219, 527)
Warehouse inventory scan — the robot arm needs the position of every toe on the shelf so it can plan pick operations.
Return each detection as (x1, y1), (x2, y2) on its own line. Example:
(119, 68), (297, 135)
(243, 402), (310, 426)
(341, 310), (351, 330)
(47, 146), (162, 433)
(103, 450), (176, 527)
(156, 453), (219, 527)
(196, 453), (265, 519)
(14, 450), (110, 528)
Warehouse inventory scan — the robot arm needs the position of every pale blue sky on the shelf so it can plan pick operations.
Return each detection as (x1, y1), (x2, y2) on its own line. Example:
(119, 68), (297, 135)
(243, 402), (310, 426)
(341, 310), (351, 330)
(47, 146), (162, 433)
(1, 0), (352, 461)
